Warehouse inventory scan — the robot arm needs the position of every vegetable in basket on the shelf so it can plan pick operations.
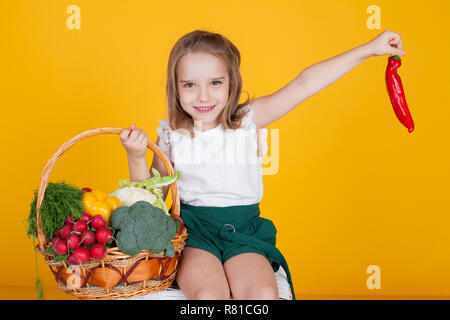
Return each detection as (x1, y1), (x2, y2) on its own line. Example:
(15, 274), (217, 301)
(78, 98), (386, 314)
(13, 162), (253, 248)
(111, 201), (177, 257)
(110, 168), (180, 216)
(44, 213), (113, 264)
(82, 189), (121, 225)
(109, 186), (157, 207)
(26, 181), (85, 240)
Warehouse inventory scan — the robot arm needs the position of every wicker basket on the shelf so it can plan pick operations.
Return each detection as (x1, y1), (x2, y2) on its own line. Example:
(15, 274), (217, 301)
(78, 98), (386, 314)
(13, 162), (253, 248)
(34, 127), (188, 300)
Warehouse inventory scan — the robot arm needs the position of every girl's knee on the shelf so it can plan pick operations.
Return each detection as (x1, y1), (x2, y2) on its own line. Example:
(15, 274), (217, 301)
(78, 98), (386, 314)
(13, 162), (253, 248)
(237, 284), (279, 300)
(254, 285), (279, 300)
(193, 287), (231, 300)
(176, 266), (231, 300)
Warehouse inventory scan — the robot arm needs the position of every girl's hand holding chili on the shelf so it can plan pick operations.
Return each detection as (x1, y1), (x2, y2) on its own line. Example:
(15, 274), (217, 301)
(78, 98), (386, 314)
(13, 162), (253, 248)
(365, 31), (414, 133)
(120, 124), (149, 159)
(367, 30), (406, 57)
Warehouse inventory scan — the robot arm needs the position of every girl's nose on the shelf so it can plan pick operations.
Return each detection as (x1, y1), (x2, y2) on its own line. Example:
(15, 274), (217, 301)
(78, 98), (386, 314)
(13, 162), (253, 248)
(198, 87), (210, 101)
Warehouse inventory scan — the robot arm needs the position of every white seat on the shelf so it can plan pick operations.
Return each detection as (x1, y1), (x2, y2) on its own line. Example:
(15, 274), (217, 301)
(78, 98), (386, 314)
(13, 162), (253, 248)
(120, 267), (292, 300)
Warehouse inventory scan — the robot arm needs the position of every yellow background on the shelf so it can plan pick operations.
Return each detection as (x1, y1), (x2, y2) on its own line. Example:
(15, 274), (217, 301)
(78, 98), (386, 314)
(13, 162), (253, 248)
(1, 0), (449, 299)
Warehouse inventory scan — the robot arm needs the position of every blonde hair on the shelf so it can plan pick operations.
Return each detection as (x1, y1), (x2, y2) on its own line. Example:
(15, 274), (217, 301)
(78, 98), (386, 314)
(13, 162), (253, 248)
(166, 29), (254, 138)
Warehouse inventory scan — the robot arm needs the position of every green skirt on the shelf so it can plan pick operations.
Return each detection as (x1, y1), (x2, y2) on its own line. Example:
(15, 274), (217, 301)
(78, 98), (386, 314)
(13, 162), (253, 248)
(175, 202), (296, 300)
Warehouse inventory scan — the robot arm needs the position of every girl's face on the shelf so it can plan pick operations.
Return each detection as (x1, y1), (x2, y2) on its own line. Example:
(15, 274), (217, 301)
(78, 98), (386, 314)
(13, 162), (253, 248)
(176, 51), (229, 131)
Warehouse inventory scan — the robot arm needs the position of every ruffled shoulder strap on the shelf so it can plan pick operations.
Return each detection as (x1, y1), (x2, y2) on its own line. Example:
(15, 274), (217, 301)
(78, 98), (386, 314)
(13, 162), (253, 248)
(156, 119), (172, 160)
(239, 102), (269, 158)
(238, 103), (255, 129)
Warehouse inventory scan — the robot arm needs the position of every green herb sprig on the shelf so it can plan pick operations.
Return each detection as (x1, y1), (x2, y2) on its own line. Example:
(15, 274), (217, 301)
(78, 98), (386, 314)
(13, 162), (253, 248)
(26, 181), (84, 240)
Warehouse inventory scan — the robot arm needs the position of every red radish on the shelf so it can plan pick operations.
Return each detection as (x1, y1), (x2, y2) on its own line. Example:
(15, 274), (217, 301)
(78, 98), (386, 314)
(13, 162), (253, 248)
(65, 215), (75, 224)
(173, 216), (184, 234)
(80, 230), (96, 246)
(90, 215), (106, 230)
(53, 239), (68, 255)
(73, 220), (88, 233)
(67, 254), (78, 265)
(90, 243), (107, 260)
(96, 227), (112, 244)
(67, 234), (81, 250)
(58, 224), (72, 240)
(80, 212), (92, 223)
(68, 247), (90, 265)
(52, 236), (61, 249)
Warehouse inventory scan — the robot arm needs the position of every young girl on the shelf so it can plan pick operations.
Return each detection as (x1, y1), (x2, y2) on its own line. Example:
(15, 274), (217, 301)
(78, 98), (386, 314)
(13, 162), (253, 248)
(120, 29), (405, 300)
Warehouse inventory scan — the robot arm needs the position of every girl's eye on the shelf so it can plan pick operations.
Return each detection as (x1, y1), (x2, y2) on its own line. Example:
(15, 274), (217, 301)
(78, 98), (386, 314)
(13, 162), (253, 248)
(183, 81), (222, 88)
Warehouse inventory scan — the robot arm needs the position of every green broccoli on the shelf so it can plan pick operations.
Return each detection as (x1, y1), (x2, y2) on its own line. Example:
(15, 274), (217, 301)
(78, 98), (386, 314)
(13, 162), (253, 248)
(111, 201), (176, 257)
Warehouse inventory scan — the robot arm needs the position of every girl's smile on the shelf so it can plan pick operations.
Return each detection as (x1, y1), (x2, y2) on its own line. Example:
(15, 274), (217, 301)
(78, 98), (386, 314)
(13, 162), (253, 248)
(194, 105), (216, 113)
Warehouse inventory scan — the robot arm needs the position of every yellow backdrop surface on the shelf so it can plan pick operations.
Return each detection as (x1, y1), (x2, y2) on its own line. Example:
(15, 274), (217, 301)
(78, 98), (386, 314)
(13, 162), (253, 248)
(1, 0), (449, 299)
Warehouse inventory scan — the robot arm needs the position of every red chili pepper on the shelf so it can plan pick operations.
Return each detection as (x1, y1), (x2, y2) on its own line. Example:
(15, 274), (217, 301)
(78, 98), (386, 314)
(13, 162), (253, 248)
(386, 55), (414, 133)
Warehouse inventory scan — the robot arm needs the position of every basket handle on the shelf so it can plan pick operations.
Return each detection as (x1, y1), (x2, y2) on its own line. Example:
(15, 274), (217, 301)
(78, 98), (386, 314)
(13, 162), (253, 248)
(35, 127), (180, 252)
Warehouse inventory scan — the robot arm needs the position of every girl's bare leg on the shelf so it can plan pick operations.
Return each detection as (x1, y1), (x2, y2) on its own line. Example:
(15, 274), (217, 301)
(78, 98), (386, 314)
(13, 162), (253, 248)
(176, 247), (231, 300)
(224, 252), (279, 300)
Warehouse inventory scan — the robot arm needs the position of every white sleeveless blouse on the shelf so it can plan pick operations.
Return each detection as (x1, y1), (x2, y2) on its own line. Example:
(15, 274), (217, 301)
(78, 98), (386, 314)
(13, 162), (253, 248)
(156, 103), (268, 207)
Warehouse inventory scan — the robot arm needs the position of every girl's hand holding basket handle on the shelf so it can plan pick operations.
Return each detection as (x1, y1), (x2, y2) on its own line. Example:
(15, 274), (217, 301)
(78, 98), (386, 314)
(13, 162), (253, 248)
(120, 124), (152, 181)
(120, 124), (149, 159)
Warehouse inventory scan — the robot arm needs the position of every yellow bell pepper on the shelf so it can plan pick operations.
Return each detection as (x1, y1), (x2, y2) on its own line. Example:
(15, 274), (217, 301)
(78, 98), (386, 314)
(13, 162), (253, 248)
(82, 189), (121, 225)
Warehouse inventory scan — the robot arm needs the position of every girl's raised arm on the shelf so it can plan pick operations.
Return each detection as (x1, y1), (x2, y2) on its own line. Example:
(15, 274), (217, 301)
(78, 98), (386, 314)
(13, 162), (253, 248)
(251, 30), (405, 129)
